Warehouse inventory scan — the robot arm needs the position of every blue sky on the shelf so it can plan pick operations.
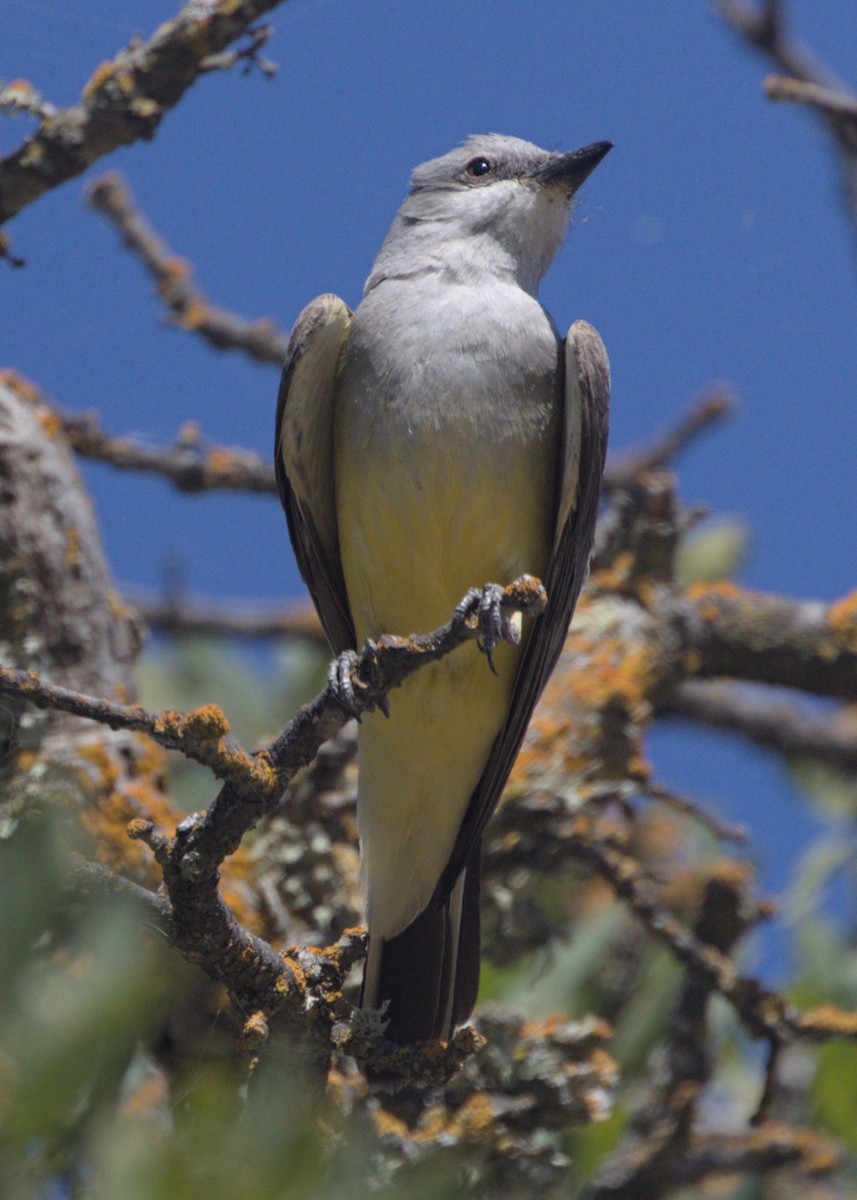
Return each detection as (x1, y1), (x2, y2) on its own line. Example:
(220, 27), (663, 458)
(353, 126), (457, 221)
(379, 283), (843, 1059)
(2, 1), (856, 974)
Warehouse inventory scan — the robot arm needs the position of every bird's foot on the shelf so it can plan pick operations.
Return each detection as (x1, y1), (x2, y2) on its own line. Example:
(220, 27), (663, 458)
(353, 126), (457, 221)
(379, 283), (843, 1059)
(327, 643), (391, 720)
(454, 582), (521, 675)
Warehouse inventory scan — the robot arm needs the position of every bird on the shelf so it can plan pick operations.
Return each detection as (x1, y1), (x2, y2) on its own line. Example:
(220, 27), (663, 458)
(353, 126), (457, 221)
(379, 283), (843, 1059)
(275, 133), (611, 1044)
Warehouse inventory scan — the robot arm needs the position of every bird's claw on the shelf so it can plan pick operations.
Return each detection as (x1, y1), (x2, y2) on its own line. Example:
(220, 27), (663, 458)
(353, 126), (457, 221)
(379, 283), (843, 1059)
(328, 643), (392, 720)
(455, 583), (521, 675)
(328, 650), (361, 720)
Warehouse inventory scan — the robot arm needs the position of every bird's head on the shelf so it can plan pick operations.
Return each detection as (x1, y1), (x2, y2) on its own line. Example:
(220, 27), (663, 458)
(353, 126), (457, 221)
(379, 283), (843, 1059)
(367, 134), (611, 295)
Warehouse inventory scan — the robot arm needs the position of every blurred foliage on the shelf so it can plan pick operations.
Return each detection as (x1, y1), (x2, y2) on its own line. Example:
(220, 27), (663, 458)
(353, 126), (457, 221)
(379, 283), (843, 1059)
(674, 516), (750, 587)
(2, 629), (857, 1198)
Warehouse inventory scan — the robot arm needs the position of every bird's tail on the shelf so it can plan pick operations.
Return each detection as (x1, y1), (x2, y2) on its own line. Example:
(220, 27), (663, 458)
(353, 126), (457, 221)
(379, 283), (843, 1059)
(360, 845), (482, 1044)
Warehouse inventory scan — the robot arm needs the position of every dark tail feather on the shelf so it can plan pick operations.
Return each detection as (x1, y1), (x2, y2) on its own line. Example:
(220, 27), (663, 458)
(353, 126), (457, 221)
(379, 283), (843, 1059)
(362, 842), (482, 1044)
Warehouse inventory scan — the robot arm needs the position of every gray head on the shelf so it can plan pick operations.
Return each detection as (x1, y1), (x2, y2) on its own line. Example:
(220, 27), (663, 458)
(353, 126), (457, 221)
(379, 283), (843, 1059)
(366, 134), (611, 296)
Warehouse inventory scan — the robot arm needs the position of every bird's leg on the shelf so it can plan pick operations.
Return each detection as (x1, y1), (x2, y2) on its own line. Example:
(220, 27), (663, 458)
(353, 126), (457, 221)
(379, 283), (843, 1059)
(454, 583), (522, 676)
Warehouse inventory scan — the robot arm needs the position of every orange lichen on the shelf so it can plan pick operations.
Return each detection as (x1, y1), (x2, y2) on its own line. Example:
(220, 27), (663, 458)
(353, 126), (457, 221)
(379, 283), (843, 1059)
(206, 448), (238, 474)
(183, 703), (230, 740)
(35, 408), (63, 438)
(589, 553), (635, 595)
(159, 255), (191, 285)
(82, 61), (118, 99)
(64, 526), (82, 570)
(76, 734), (179, 885)
(372, 1107), (410, 1140)
(220, 846), (265, 932)
(0, 368), (40, 400)
(684, 580), (746, 622)
(178, 299), (211, 330)
(827, 590), (857, 653)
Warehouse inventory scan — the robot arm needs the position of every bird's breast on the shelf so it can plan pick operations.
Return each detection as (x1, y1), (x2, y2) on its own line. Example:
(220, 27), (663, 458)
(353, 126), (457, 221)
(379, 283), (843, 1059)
(334, 280), (561, 643)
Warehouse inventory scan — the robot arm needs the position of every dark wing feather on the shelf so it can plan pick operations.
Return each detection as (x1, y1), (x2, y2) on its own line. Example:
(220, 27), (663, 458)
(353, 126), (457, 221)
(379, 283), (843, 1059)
(437, 320), (610, 898)
(274, 294), (355, 654)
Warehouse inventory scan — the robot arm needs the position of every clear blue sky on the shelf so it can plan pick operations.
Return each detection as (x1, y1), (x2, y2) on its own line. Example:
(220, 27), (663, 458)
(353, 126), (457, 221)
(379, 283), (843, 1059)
(2, 1), (855, 975)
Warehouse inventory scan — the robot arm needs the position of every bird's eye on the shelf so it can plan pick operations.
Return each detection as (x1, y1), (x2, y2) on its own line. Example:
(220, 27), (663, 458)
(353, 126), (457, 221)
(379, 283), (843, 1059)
(465, 156), (492, 178)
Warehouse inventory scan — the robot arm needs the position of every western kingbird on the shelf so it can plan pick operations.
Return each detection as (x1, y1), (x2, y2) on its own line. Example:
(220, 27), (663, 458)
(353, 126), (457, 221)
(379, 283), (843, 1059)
(275, 134), (611, 1044)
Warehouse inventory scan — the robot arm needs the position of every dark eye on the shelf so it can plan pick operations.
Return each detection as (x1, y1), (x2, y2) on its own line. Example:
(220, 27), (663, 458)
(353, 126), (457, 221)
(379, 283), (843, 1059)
(465, 156), (492, 178)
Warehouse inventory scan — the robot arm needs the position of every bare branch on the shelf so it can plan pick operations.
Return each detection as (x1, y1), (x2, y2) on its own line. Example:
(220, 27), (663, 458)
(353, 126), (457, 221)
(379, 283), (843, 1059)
(129, 589), (325, 643)
(0, 373), (278, 493)
(665, 679), (857, 771)
(766, 74), (857, 122)
(0, 0), (288, 227)
(200, 23), (278, 76)
(717, 0), (857, 248)
(644, 781), (748, 842)
(572, 818), (857, 1046)
(88, 174), (290, 363)
(603, 390), (735, 492)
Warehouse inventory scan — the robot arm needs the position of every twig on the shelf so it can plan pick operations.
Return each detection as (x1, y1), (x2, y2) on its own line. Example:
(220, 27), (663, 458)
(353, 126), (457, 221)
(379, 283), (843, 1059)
(718, 0), (857, 247)
(671, 1124), (839, 1185)
(0, 79), (57, 121)
(603, 391), (735, 492)
(0, 374), (279, 493)
(0, 0), (289, 227)
(0, 668), (271, 789)
(88, 174), (290, 363)
(717, 1), (837, 86)
(200, 24), (277, 76)
(571, 818), (857, 1046)
(129, 590), (325, 643)
(766, 74), (857, 122)
(59, 407), (277, 493)
(664, 680), (857, 772)
(643, 782), (747, 843)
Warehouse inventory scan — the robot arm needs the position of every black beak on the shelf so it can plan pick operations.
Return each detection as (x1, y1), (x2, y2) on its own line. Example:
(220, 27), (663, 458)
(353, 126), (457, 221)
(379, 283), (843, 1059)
(534, 141), (613, 193)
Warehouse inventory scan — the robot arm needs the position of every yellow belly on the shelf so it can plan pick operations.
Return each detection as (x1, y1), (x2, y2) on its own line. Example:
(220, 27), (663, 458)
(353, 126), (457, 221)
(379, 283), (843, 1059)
(335, 417), (555, 939)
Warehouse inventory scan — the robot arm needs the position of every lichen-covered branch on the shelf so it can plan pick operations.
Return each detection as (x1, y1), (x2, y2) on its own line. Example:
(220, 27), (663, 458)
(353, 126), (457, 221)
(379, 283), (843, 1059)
(0, 371), (278, 494)
(669, 582), (857, 699)
(0, 0), (288, 228)
(0, 375), (176, 882)
(0, 668), (271, 789)
(88, 174), (290, 363)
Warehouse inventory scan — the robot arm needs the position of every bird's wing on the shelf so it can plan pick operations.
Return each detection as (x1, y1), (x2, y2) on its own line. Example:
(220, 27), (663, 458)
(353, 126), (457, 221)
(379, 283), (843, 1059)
(275, 294), (356, 654)
(437, 319), (610, 897)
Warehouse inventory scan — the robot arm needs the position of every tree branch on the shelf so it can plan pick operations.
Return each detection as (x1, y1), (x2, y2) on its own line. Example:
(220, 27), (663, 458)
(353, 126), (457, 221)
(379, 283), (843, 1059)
(571, 818), (857, 1046)
(129, 589), (325, 643)
(664, 679), (857, 771)
(672, 584), (857, 700)
(717, 0), (857, 248)
(766, 74), (857, 122)
(0, 0), (288, 228)
(62, 406), (276, 493)
(603, 390), (735, 492)
(88, 174), (290, 363)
